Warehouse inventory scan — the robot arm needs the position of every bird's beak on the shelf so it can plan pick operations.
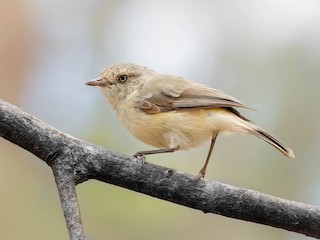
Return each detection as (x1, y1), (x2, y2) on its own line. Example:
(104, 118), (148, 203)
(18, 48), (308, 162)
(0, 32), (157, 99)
(85, 77), (110, 87)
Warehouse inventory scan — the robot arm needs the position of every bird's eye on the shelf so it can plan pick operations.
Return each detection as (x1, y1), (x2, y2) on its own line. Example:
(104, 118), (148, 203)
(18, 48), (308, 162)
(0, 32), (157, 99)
(118, 74), (128, 83)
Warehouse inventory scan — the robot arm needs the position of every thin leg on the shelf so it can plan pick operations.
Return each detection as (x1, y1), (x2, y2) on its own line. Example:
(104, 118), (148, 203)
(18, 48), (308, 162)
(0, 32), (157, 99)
(134, 146), (179, 163)
(197, 131), (219, 179)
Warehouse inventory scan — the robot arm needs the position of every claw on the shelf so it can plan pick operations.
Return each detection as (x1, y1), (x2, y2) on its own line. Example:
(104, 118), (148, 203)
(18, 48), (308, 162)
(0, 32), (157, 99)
(134, 154), (146, 164)
(195, 172), (205, 181)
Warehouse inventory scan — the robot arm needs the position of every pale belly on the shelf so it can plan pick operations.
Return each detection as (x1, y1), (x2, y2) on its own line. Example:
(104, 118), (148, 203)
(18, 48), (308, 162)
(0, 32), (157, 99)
(119, 108), (241, 150)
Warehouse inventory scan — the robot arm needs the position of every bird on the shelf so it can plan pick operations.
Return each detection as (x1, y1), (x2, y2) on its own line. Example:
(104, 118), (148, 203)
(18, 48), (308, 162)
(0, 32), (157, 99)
(86, 63), (294, 178)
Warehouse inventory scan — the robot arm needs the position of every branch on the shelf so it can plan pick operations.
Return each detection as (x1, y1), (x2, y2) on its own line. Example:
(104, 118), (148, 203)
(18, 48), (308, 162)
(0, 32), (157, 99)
(1, 99), (320, 239)
(52, 154), (85, 240)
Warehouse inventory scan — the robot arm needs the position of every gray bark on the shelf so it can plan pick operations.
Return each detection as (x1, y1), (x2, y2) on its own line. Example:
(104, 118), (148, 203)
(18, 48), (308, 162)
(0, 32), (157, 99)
(1, 99), (319, 239)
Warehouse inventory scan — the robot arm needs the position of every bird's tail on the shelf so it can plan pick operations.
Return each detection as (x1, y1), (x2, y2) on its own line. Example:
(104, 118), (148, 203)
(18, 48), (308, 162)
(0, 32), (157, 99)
(219, 108), (294, 159)
(251, 127), (295, 159)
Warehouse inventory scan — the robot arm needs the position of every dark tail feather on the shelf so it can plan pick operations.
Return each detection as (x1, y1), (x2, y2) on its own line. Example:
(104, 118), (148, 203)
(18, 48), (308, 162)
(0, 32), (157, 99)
(224, 108), (294, 158)
(253, 128), (295, 159)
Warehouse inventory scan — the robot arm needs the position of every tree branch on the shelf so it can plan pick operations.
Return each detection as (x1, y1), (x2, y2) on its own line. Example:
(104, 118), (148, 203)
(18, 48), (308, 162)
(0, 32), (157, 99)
(52, 153), (85, 240)
(1, 99), (320, 239)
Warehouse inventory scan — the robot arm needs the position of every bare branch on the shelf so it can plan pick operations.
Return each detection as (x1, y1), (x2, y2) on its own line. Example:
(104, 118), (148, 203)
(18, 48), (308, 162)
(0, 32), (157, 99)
(52, 153), (85, 240)
(1, 99), (320, 239)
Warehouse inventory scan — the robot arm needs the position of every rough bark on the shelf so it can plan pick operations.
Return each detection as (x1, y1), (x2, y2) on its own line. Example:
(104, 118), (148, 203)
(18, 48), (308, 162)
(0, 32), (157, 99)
(1, 99), (319, 239)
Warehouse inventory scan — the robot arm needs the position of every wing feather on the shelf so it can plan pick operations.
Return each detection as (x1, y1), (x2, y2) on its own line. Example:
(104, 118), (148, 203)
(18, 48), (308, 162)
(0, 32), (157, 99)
(135, 75), (251, 114)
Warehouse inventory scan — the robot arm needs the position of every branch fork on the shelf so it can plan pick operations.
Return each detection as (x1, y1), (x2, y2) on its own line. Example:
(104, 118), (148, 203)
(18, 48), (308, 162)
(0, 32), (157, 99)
(1, 99), (319, 239)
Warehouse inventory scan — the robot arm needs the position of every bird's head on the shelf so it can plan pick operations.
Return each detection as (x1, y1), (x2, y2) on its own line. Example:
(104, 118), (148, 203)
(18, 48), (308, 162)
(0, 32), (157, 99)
(86, 63), (156, 104)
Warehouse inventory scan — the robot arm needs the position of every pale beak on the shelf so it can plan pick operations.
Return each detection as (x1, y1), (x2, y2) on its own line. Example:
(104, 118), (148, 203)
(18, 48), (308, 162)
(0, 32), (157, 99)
(85, 77), (110, 87)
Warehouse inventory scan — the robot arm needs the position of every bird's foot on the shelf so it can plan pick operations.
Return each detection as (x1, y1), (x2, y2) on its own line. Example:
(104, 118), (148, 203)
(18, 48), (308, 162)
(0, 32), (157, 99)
(133, 154), (146, 164)
(195, 171), (205, 181)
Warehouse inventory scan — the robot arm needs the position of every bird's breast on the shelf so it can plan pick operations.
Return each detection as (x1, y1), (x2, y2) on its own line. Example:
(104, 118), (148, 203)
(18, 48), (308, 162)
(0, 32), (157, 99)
(116, 106), (220, 150)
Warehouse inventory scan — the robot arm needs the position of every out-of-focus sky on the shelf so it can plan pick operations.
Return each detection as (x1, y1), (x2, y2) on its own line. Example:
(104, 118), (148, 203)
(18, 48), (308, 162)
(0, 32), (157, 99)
(1, 1), (320, 239)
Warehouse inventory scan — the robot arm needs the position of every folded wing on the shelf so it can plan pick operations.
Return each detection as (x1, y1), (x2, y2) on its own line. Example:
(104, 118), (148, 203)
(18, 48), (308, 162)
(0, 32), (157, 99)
(135, 75), (252, 120)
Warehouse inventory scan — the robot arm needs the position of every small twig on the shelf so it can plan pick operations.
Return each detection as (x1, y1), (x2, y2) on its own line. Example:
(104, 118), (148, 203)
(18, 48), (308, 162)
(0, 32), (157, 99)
(1, 98), (320, 239)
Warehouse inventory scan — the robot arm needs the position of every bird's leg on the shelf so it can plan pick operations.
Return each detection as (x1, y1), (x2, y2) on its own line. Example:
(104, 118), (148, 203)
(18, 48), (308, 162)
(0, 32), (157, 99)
(134, 146), (179, 164)
(196, 131), (219, 179)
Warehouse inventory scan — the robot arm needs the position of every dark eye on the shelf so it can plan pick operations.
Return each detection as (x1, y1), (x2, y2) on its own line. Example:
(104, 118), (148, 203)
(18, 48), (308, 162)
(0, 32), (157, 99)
(118, 74), (128, 83)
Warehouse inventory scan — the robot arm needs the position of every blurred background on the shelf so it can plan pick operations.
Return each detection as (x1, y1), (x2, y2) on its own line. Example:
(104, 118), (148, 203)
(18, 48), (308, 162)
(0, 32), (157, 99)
(1, 0), (320, 239)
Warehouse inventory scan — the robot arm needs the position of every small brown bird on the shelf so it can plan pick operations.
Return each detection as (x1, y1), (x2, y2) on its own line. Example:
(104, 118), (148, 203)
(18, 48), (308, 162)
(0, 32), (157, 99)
(86, 63), (294, 178)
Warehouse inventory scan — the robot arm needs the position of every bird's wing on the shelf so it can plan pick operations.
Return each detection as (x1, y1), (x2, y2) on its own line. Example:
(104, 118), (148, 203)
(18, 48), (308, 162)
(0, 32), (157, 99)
(135, 75), (251, 114)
